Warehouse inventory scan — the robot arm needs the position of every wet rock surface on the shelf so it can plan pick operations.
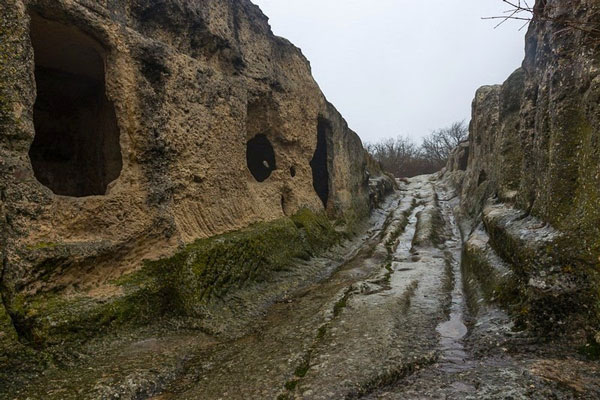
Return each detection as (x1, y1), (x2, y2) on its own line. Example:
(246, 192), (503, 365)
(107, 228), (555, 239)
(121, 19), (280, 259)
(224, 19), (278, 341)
(0, 0), (394, 345)
(442, 0), (600, 334)
(2, 176), (597, 399)
(2, 0), (599, 396)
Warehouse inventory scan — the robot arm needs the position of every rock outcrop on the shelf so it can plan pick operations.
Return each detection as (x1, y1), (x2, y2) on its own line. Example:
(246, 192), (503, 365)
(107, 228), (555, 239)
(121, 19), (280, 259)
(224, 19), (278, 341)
(0, 0), (389, 345)
(444, 0), (600, 334)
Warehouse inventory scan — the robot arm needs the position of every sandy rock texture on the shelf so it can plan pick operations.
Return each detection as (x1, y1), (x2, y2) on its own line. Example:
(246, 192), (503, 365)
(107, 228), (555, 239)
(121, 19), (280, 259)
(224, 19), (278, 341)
(0, 0), (379, 343)
(443, 0), (600, 333)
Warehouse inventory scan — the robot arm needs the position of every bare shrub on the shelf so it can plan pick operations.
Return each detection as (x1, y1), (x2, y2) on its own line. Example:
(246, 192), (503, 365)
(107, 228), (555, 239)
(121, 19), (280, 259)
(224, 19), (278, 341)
(365, 121), (468, 178)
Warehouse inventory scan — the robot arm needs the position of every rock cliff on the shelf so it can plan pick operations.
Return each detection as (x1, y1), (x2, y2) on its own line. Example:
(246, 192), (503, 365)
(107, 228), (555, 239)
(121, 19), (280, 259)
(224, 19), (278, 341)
(444, 0), (600, 335)
(0, 0), (387, 345)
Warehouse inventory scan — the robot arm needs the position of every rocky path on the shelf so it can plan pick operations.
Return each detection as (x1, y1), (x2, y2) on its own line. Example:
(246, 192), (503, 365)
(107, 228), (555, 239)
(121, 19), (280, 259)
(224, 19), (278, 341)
(152, 177), (443, 399)
(150, 176), (599, 399)
(4, 176), (599, 399)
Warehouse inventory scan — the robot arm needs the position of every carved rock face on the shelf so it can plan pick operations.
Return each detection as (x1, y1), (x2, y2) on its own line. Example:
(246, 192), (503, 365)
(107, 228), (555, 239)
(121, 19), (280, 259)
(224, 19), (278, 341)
(29, 14), (122, 197)
(0, 0), (371, 341)
(246, 134), (276, 182)
(444, 0), (600, 332)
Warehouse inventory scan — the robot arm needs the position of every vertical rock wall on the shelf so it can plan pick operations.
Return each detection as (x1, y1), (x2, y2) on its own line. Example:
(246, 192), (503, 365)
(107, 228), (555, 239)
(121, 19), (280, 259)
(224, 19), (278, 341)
(445, 0), (600, 333)
(0, 0), (377, 343)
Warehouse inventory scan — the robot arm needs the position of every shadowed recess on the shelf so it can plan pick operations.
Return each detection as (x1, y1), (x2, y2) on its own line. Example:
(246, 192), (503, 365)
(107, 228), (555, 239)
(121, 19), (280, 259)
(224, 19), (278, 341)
(478, 169), (487, 186)
(458, 146), (469, 171)
(310, 117), (331, 208)
(246, 134), (276, 182)
(28, 14), (122, 197)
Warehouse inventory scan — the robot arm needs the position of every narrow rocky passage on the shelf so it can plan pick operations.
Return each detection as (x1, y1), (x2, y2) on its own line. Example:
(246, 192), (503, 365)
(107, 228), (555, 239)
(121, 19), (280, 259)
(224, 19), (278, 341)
(155, 175), (598, 400)
(4, 2), (600, 399)
(5, 176), (599, 400)
(150, 175), (488, 399)
(150, 178), (432, 399)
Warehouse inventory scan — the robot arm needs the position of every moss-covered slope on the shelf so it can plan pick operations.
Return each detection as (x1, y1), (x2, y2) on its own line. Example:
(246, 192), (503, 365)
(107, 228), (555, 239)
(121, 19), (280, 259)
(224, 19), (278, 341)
(8, 209), (341, 347)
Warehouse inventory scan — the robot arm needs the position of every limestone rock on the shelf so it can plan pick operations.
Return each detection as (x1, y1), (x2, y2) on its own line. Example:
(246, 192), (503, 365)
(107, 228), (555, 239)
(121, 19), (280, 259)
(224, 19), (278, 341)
(0, 0), (384, 343)
(445, 0), (600, 331)
(444, 0), (600, 332)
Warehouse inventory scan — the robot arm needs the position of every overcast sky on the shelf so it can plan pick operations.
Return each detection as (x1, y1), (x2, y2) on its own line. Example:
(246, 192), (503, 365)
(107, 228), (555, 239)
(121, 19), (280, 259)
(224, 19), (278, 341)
(252, 0), (527, 143)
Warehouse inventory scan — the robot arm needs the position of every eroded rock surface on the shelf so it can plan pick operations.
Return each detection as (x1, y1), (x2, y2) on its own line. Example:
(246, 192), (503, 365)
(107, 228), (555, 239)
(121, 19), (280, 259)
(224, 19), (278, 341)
(2, 0), (599, 397)
(443, 0), (600, 335)
(0, 0), (394, 345)
(3, 176), (597, 399)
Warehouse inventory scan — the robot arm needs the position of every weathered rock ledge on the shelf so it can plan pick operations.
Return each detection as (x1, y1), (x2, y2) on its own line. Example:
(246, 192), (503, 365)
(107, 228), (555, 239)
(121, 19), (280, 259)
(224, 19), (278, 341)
(443, 0), (600, 337)
(0, 0), (393, 347)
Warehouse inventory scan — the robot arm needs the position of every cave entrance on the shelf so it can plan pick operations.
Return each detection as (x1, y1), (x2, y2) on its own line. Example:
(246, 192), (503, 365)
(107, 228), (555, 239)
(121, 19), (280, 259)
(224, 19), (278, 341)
(310, 118), (331, 208)
(478, 170), (488, 186)
(28, 14), (122, 197)
(247, 134), (276, 182)
(458, 147), (469, 171)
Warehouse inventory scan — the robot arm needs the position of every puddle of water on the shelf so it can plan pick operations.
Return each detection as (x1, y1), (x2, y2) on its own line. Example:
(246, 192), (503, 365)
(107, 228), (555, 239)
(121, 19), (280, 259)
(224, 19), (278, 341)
(435, 197), (471, 373)
(437, 311), (469, 371)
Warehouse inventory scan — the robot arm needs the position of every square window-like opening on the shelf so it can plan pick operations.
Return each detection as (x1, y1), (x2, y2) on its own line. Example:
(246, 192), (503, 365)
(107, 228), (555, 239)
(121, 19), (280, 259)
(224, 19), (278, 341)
(28, 13), (122, 197)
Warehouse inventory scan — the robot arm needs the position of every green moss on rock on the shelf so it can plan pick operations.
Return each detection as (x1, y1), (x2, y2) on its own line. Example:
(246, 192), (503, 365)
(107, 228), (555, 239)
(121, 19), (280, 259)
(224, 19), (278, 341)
(579, 334), (600, 361)
(0, 300), (49, 389)
(10, 209), (342, 346)
(0, 302), (19, 351)
(134, 208), (341, 316)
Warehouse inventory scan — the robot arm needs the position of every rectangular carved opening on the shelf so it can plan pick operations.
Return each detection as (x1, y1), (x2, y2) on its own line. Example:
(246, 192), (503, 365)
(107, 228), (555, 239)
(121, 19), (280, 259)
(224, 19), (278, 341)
(28, 13), (122, 197)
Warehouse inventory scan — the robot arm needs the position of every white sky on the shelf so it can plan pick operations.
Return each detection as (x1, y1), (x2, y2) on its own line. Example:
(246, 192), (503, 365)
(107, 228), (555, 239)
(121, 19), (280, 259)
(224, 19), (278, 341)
(251, 0), (527, 143)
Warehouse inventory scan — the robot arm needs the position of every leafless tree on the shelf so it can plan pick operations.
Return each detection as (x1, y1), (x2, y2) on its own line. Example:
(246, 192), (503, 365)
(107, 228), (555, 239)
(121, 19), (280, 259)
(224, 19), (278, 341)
(365, 121), (468, 178)
(421, 121), (468, 170)
(365, 136), (420, 177)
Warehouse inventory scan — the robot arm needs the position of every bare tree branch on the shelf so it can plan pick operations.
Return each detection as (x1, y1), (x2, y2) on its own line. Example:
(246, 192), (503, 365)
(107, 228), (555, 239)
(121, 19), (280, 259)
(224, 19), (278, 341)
(365, 121), (468, 178)
(484, 0), (600, 36)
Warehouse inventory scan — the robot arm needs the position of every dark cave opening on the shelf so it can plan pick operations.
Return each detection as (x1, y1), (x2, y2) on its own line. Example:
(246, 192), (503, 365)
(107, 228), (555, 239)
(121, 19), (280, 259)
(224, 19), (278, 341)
(310, 118), (331, 208)
(246, 134), (276, 182)
(458, 148), (469, 171)
(478, 170), (488, 186)
(28, 14), (122, 197)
